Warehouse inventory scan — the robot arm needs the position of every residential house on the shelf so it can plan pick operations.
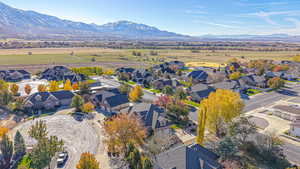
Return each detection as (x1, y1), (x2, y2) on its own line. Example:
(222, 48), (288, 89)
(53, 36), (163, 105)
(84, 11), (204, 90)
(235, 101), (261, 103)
(115, 67), (135, 79)
(213, 80), (240, 92)
(91, 88), (129, 114)
(40, 66), (86, 83)
(151, 78), (182, 90)
(154, 144), (222, 169)
(131, 69), (153, 87)
(121, 103), (169, 132)
(23, 90), (75, 113)
(0, 70), (31, 82)
(239, 75), (267, 88)
(187, 70), (209, 83)
(188, 84), (215, 102)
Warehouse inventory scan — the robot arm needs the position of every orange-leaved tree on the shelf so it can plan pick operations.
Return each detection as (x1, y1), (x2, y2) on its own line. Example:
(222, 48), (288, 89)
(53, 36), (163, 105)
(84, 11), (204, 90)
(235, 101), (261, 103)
(103, 113), (147, 154)
(24, 84), (32, 95)
(76, 152), (100, 169)
(10, 83), (19, 96)
(37, 84), (47, 92)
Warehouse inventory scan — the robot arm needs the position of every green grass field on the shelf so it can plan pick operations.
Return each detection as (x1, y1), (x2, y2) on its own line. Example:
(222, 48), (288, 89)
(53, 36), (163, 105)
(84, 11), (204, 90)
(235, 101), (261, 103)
(0, 47), (298, 66)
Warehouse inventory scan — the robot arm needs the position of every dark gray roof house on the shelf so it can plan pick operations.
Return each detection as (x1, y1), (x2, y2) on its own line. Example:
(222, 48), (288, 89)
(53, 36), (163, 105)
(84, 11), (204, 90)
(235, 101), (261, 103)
(24, 90), (75, 113)
(187, 70), (209, 83)
(151, 78), (182, 90)
(41, 66), (86, 82)
(121, 103), (168, 131)
(154, 144), (222, 169)
(0, 70), (31, 82)
(189, 84), (215, 102)
(91, 88), (129, 114)
(213, 80), (240, 91)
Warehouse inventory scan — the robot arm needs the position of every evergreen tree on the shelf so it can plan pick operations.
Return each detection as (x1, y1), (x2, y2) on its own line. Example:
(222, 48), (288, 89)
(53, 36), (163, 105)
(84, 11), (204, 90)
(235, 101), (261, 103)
(14, 130), (26, 159)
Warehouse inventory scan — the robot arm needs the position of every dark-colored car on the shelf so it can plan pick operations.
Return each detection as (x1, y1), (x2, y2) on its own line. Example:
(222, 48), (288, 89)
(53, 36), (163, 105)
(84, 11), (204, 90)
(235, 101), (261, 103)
(57, 151), (68, 167)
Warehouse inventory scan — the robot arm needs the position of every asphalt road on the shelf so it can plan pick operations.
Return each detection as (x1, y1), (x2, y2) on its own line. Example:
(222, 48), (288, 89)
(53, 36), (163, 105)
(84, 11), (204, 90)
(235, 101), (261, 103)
(13, 115), (99, 169)
(284, 142), (300, 165)
(244, 83), (300, 112)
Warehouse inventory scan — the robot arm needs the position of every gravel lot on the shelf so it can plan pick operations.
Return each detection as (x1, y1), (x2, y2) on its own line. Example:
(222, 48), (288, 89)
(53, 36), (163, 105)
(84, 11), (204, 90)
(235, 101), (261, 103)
(13, 115), (99, 169)
(17, 79), (48, 96)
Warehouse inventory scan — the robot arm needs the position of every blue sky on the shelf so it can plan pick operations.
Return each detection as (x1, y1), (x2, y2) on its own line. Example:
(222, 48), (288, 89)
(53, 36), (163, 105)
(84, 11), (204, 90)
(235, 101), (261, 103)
(2, 0), (300, 35)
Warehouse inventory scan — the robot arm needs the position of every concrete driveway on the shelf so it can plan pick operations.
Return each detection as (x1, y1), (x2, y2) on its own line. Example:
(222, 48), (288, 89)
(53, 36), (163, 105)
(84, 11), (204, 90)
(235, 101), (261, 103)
(17, 79), (48, 96)
(12, 115), (99, 169)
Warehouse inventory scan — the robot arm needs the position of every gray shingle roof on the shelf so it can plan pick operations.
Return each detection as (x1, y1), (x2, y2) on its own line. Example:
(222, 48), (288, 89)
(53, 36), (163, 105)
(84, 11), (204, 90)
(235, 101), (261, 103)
(154, 144), (222, 169)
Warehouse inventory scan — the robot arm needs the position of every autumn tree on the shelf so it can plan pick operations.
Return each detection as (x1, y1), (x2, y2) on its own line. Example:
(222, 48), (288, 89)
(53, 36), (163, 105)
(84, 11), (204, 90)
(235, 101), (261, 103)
(103, 69), (114, 76)
(76, 152), (100, 169)
(0, 127), (8, 137)
(0, 134), (13, 169)
(229, 72), (242, 80)
(71, 95), (84, 112)
(268, 77), (285, 90)
(14, 130), (26, 159)
(154, 95), (173, 109)
(292, 54), (300, 62)
(103, 113), (147, 153)
(48, 81), (59, 92)
(17, 155), (32, 169)
(37, 84), (47, 92)
(129, 85), (143, 102)
(197, 89), (244, 138)
(24, 84), (32, 95)
(82, 102), (95, 113)
(64, 79), (73, 91)
(0, 80), (8, 92)
(10, 83), (19, 96)
(72, 82), (79, 90)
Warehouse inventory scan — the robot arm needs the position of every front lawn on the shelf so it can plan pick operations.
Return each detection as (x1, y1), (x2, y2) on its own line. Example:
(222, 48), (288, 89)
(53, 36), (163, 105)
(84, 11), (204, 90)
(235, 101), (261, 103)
(183, 100), (200, 107)
(245, 89), (262, 96)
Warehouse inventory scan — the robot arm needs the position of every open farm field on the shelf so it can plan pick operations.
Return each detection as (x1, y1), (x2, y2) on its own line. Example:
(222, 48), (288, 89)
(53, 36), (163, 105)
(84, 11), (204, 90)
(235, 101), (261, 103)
(0, 47), (298, 71)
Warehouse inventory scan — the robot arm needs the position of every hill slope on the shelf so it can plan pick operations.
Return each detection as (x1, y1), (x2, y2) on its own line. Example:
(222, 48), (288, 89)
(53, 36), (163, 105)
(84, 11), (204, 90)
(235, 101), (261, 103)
(0, 2), (187, 40)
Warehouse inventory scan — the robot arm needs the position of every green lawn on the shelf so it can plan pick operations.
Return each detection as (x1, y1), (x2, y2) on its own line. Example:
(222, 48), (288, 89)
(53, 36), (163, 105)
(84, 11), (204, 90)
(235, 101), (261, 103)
(183, 100), (200, 107)
(245, 89), (262, 96)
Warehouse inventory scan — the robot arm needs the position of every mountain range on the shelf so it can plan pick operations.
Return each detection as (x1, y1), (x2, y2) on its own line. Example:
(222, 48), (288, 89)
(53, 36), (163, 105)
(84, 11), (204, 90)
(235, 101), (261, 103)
(0, 1), (300, 41)
(0, 1), (189, 40)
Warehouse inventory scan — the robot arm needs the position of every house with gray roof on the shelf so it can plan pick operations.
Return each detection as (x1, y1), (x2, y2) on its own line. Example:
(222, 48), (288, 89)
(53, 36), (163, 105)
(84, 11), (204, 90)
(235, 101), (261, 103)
(213, 80), (240, 91)
(187, 70), (209, 83)
(40, 66), (86, 83)
(151, 78), (182, 91)
(0, 70), (31, 82)
(188, 84), (215, 102)
(121, 103), (169, 132)
(154, 144), (222, 169)
(23, 90), (75, 113)
(91, 88), (129, 114)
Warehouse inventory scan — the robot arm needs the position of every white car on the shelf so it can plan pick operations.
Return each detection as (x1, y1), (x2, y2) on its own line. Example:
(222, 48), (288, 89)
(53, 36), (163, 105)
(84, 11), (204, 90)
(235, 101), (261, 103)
(57, 151), (68, 167)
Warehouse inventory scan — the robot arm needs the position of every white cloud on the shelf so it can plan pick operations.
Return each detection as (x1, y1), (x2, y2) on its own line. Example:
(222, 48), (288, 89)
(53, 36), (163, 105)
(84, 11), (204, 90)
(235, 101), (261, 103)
(193, 20), (239, 28)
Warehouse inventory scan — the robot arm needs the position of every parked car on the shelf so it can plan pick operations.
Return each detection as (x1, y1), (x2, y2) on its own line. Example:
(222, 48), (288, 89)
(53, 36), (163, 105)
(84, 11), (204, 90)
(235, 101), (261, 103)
(57, 151), (68, 167)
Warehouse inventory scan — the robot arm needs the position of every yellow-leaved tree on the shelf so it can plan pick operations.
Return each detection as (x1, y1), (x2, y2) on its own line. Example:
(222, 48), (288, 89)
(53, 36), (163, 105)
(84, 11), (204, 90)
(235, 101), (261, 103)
(48, 81), (59, 92)
(64, 79), (73, 91)
(292, 54), (300, 62)
(196, 89), (244, 143)
(0, 126), (9, 137)
(129, 85), (143, 102)
(76, 152), (100, 169)
(37, 84), (47, 92)
(10, 83), (19, 96)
